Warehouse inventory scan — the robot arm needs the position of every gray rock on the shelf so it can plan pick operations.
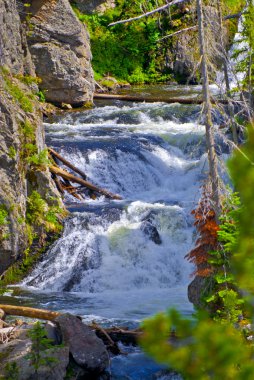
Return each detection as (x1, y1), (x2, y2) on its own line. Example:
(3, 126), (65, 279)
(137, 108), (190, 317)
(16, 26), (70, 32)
(141, 221), (162, 245)
(26, 0), (94, 106)
(0, 339), (69, 380)
(188, 275), (207, 308)
(44, 321), (62, 345)
(75, 0), (116, 14)
(0, 0), (34, 75)
(0, 73), (62, 273)
(170, 4), (227, 84)
(55, 314), (109, 373)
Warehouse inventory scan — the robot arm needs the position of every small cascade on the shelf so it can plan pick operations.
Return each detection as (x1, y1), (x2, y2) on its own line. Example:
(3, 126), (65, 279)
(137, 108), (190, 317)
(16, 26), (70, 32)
(21, 93), (228, 321)
(227, 10), (248, 88)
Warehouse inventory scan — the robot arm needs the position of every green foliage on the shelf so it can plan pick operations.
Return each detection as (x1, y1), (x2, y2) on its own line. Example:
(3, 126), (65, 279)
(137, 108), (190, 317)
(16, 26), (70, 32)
(27, 322), (56, 377)
(228, 124), (254, 294)
(26, 191), (63, 233)
(72, 1), (174, 84)
(14, 74), (41, 86)
(203, 192), (244, 323)
(26, 148), (50, 169)
(1, 69), (33, 112)
(36, 90), (46, 103)
(142, 309), (254, 380)
(0, 205), (8, 226)
(21, 119), (35, 141)
(8, 146), (17, 159)
(4, 362), (19, 380)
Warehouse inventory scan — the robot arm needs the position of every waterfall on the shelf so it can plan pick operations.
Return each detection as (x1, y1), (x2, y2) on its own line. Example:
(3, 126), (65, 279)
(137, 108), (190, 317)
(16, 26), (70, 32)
(21, 97), (227, 321)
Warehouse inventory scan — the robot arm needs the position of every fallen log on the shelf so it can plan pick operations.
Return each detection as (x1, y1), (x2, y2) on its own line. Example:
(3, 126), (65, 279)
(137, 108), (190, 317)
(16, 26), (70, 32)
(94, 93), (228, 105)
(0, 305), (142, 345)
(0, 305), (61, 321)
(49, 165), (122, 200)
(61, 181), (83, 200)
(49, 148), (87, 180)
(0, 305), (176, 349)
(52, 174), (64, 194)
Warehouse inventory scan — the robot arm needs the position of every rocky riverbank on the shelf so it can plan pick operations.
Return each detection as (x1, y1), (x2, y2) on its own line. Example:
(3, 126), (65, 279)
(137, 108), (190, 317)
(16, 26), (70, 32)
(0, 309), (109, 379)
(0, 0), (94, 275)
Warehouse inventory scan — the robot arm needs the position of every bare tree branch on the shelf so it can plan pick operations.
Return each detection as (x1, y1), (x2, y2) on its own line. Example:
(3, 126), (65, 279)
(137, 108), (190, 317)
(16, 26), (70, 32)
(158, 13), (242, 42)
(108, 0), (187, 27)
(224, 12), (242, 21)
(158, 25), (198, 41)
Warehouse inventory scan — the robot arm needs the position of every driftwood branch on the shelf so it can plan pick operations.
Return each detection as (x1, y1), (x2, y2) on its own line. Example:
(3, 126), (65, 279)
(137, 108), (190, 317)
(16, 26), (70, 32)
(49, 165), (122, 200)
(49, 148), (87, 180)
(94, 93), (228, 105)
(108, 0), (186, 26)
(0, 305), (61, 321)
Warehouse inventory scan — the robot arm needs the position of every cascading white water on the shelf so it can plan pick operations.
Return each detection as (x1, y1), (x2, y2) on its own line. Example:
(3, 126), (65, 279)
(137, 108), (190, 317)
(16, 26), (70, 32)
(22, 99), (213, 321)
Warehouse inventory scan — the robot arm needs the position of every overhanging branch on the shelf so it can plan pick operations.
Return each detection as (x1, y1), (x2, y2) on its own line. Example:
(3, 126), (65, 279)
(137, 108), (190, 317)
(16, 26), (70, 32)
(158, 12), (243, 41)
(108, 0), (187, 27)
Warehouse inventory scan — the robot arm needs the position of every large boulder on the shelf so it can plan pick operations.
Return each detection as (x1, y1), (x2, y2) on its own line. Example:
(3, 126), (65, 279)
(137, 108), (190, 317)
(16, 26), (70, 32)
(25, 0), (94, 106)
(55, 314), (109, 373)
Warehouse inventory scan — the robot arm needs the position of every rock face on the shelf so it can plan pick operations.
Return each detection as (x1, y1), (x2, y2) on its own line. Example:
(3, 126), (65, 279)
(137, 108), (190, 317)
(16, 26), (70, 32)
(0, 0), (63, 273)
(188, 275), (207, 308)
(0, 0), (34, 75)
(170, 4), (226, 84)
(0, 73), (61, 273)
(75, 0), (116, 14)
(25, 0), (94, 106)
(55, 314), (109, 373)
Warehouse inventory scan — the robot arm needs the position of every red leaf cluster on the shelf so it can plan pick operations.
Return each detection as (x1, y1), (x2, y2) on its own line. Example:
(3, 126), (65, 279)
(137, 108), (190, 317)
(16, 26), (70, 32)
(186, 189), (219, 277)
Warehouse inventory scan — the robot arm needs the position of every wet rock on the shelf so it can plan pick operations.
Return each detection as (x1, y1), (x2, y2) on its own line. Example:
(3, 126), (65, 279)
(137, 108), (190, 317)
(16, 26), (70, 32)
(55, 314), (109, 373)
(141, 221), (162, 245)
(26, 0), (94, 106)
(188, 275), (207, 308)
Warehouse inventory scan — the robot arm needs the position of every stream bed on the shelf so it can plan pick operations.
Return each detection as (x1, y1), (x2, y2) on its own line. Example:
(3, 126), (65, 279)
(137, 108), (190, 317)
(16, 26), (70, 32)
(3, 85), (228, 379)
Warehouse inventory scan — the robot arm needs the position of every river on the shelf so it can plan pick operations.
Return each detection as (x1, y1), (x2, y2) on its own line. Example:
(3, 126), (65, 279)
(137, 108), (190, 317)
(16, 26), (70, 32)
(3, 85), (228, 379)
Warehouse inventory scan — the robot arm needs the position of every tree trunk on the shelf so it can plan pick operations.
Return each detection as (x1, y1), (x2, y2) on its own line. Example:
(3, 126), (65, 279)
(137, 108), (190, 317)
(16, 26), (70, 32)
(0, 305), (61, 321)
(94, 93), (228, 105)
(216, 0), (238, 145)
(197, 0), (221, 217)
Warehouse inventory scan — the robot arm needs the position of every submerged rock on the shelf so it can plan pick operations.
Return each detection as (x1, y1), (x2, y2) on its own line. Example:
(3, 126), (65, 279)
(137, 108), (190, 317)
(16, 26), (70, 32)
(55, 314), (109, 373)
(140, 221), (162, 245)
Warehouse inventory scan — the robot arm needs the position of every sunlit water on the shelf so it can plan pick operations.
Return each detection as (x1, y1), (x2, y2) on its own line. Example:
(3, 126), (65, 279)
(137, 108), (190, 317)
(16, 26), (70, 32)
(4, 88), (229, 379)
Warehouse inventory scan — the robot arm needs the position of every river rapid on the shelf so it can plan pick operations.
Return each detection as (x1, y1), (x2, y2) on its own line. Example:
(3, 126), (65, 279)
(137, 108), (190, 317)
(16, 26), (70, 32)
(4, 85), (228, 379)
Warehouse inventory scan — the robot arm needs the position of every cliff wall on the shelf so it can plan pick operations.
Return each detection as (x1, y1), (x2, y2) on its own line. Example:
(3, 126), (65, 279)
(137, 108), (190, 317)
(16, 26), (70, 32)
(0, 0), (94, 274)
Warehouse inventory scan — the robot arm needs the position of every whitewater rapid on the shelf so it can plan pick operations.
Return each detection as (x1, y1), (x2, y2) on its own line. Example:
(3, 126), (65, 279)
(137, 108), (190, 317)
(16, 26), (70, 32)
(21, 98), (218, 322)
